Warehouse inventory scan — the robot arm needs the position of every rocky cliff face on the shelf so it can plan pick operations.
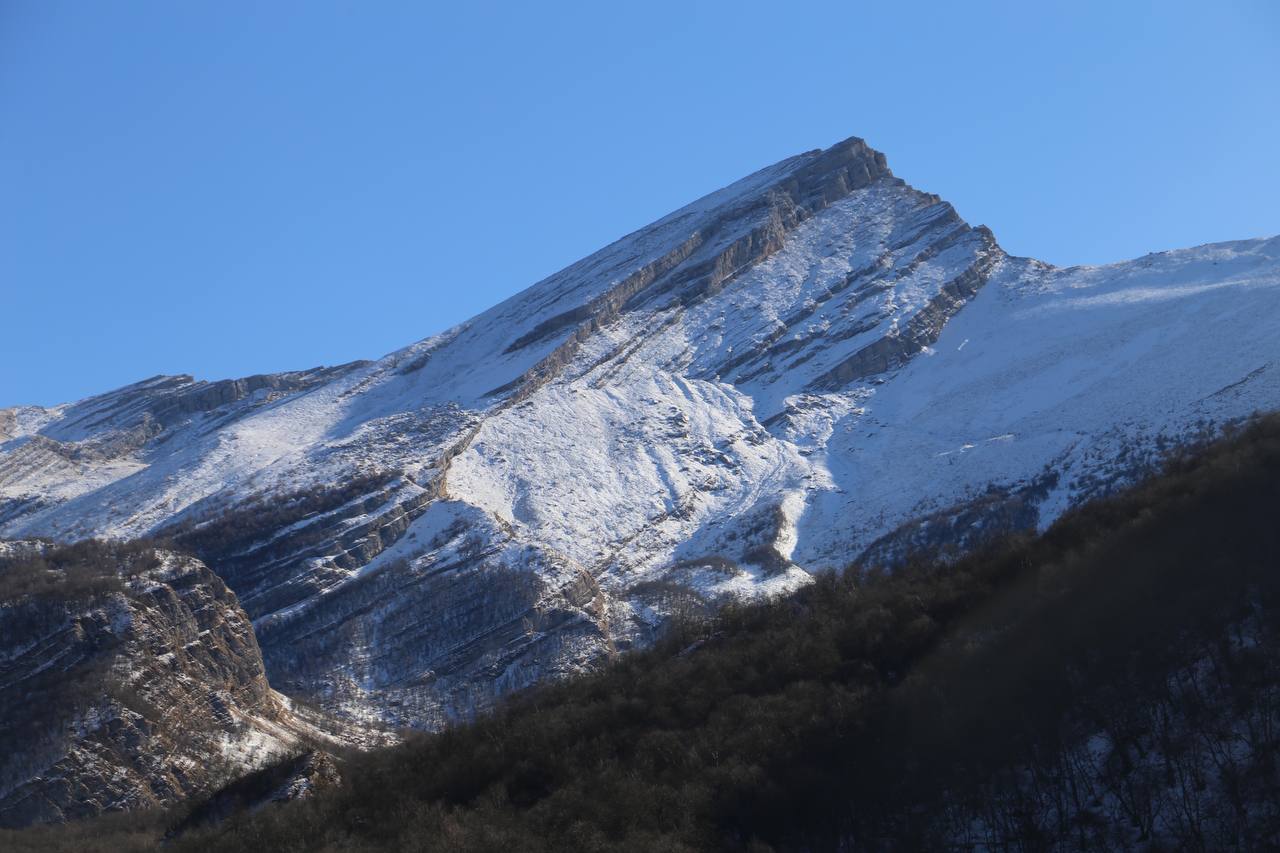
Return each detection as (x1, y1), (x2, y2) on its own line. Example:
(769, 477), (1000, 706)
(0, 541), (359, 828)
(2, 136), (1278, 730)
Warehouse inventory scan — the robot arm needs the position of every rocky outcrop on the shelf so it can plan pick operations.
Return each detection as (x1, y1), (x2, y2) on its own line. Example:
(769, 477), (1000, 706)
(0, 541), (362, 828)
(493, 137), (892, 404)
(810, 225), (1002, 389)
(47, 365), (369, 440)
(167, 748), (342, 836)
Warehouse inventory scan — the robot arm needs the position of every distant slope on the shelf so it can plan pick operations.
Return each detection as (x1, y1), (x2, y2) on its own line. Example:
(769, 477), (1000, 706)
(1, 135), (1278, 727)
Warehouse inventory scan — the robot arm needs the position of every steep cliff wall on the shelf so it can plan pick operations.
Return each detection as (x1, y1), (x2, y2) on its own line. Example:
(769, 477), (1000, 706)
(0, 541), (358, 828)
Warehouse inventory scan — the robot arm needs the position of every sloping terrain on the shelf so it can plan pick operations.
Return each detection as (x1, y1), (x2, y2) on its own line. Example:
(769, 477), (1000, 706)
(9, 410), (1280, 852)
(158, 414), (1280, 851)
(0, 541), (369, 828)
(1, 136), (1277, 726)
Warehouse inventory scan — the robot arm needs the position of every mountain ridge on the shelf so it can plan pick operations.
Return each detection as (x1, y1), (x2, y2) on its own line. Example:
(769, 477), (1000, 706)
(2, 134), (1278, 728)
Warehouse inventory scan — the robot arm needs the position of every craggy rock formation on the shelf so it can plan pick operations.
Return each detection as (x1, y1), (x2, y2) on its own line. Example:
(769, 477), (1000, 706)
(0, 541), (362, 828)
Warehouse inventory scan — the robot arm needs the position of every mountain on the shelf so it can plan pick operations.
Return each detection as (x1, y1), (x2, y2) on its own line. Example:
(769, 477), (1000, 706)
(2, 136), (1278, 729)
(15, 412), (1280, 851)
(0, 541), (371, 828)
(172, 415), (1280, 852)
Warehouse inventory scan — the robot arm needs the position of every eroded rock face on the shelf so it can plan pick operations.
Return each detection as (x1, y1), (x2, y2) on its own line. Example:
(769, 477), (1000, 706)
(0, 542), (357, 828)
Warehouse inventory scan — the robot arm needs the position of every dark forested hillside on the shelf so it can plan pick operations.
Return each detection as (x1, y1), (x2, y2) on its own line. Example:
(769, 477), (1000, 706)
(7, 415), (1280, 851)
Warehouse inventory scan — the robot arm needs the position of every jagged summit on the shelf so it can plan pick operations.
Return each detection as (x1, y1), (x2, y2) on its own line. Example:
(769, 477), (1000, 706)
(3, 135), (1278, 728)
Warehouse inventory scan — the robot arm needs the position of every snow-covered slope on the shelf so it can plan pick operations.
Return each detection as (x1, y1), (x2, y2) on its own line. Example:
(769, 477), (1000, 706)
(2, 136), (1277, 726)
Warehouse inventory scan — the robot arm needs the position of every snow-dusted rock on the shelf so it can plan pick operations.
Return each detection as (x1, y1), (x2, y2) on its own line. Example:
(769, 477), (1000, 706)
(0, 543), (376, 827)
(2, 135), (1277, 727)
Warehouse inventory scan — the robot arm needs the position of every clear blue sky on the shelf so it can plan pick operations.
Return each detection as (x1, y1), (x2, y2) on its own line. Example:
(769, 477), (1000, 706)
(3, 1), (1277, 407)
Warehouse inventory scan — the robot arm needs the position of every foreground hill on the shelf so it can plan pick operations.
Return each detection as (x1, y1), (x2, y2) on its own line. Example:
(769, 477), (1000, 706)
(8, 410), (1280, 851)
(2, 136), (1278, 728)
(0, 542), (378, 828)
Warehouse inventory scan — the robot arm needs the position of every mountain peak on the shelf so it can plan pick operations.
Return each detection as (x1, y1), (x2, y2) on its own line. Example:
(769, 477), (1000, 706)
(3, 138), (1277, 732)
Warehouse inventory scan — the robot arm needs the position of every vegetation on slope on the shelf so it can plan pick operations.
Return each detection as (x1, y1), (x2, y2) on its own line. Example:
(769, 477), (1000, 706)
(0, 540), (165, 784)
(0, 540), (313, 830)
(5, 415), (1280, 850)
(0, 538), (161, 602)
(158, 470), (397, 571)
